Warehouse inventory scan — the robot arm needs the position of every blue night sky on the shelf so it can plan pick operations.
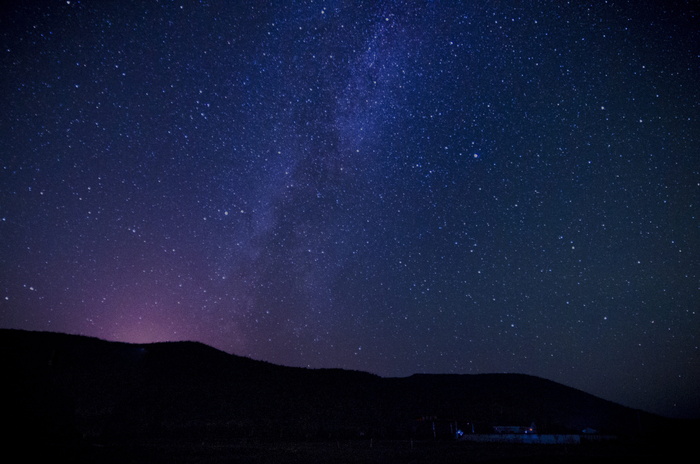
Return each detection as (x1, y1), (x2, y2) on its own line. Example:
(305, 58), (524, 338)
(1, 1), (698, 419)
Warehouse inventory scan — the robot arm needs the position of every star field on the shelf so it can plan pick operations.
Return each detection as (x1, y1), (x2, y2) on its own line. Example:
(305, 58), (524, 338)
(1, 1), (698, 418)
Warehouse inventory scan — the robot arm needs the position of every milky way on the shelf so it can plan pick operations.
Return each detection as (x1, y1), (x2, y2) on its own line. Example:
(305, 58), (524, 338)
(1, 1), (698, 418)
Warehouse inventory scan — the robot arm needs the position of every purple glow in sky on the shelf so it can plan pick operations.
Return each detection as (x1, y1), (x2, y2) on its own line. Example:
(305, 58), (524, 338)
(1, 0), (698, 419)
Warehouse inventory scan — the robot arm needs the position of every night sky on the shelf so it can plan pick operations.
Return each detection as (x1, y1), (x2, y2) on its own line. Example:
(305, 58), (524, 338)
(2, 1), (698, 419)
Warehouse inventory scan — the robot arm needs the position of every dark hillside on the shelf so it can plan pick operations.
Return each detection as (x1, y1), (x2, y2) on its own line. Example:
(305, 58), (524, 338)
(2, 328), (695, 460)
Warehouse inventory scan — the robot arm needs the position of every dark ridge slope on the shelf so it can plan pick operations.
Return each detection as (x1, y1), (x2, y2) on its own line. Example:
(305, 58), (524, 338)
(2, 328), (690, 447)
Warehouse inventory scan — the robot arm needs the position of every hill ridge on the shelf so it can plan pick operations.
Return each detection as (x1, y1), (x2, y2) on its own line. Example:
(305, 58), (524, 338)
(1, 328), (684, 446)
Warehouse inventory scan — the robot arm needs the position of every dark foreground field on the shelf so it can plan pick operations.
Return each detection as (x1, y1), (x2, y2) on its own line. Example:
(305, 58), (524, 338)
(26, 438), (686, 464)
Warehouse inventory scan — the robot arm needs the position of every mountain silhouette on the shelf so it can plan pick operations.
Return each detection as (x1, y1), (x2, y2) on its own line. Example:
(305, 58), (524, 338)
(2, 328), (695, 462)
